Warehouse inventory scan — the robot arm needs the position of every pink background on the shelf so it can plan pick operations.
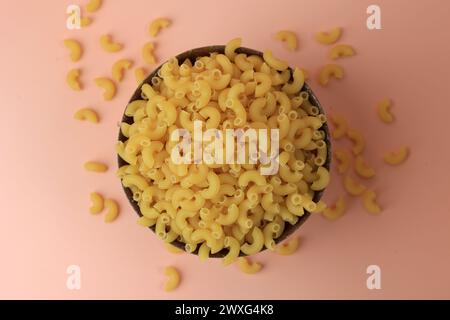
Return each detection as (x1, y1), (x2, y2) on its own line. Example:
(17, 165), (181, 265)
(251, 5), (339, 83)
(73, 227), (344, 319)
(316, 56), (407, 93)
(1, 0), (449, 299)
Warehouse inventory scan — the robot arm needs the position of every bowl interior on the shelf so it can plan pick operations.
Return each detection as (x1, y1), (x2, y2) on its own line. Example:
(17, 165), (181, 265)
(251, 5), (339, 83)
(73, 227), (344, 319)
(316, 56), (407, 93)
(118, 45), (332, 257)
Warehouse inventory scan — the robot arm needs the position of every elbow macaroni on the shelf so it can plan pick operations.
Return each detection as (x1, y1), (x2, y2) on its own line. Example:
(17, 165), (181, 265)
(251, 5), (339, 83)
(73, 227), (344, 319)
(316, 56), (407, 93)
(318, 64), (344, 86)
(275, 30), (298, 51)
(164, 266), (180, 291)
(86, 0), (102, 12)
(377, 98), (394, 123)
(100, 34), (123, 53)
(383, 146), (409, 165)
(84, 161), (108, 173)
(74, 108), (99, 123)
(315, 27), (342, 45)
(329, 44), (356, 59)
(67, 68), (82, 91)
(95, 77), (116, 100)
(89, 192), (104, 214)
(149, 17), (171, 37)
(104, 199), (119, 223)
(237, 257), (263, 274)
(64, 39), (82, 62)
(112, 59), (133, 82)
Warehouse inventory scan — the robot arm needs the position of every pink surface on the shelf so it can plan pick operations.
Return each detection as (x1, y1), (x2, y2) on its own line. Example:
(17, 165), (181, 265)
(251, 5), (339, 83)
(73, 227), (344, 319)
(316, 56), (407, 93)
(0, 0), (450, 299)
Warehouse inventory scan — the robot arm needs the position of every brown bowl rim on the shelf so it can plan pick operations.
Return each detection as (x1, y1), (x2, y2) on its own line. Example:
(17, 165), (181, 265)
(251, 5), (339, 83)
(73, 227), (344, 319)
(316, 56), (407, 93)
(118, 45), (332, 257)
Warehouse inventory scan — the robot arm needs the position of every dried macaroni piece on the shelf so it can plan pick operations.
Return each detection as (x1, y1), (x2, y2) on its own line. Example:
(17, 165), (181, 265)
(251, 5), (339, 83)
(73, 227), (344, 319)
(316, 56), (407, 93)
(343, 175), (366, 196)
(104, 199), (120, 222)
(134, 67), (147, 84)
(237, 257), (263, 274)
(100, 34), (123, 53)
(329, 44), (355, 59)
(334, 149), (351, 174)
(323, 196), (346, 220)
(346, 128), (365, 155)
(66, 69), (82, 91)
(329, 114), (348, 139)
(164, 266), (180, 292)
(86, 0), (102, 12)
(362, 190), (381, 214)
(315, 27), (342, 45)
(354, 155), (375, 179)
(142, 42), (157, 65)
(74, 108), (99, 123)
(95, 77), (116, 100)
(383, 146), (409, 165)
(377, 98), (394, 123)
(112, 59), (133, 82)
(165, 243), (184, 254)
(318, 64), (344, 86)
(149, 17), (171, 37)
(64, 39), (83, 62)
(89, 192), (104, 214)
(276, 237), (300, 255)
(84, 161), (108, 173)
(80, 17), (92, 27)
(275, 30), (298, 51)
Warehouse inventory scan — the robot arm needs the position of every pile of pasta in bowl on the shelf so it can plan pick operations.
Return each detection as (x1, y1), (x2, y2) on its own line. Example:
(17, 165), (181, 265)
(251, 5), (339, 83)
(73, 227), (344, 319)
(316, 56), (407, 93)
(116, 39), (331, 265)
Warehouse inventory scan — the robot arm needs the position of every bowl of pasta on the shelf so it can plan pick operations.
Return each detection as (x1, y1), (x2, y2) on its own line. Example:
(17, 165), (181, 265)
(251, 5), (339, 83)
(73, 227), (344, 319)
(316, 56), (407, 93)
(117, 40), (331, 263)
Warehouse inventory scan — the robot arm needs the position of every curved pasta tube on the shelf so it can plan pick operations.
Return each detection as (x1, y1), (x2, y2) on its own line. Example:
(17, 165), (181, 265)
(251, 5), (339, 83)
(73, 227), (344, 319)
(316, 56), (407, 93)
(383, 146), (409, 165)
(334, 149), (351, 174)
(282, 67), (305, 95)
(64, 39), (82, 62)
(193, 80), (211, 109)
(199, 106), (220, 129)
(355, 155), (375, 178)
(165, 243), (184, 254)
(225, 98), (247, 126)
(318, 64), (344, 86)
(142, 42), (157, 65)
(215, 203), (239, 226)
(315, 27), (342, 45)
(362, 190), (382, 214)
(249, 97), (267, 122)
(237, 257), (262, 274)
(311, 167), (330, 191)
(112, 59), (133, 82)
(164, 266), (180, 292)
(137, 216), (156, 227)
(80, 17), (91, 27)
(198, 242), (210, 261)
(343, 175), (366, 196)
(347, 128), (365, 155)
(67, 68), (82, 91)
(100, 34), (123, 52)
(329, 44), (356, 60)
(276, 237), (299, 256)
(377, 98), (394, 123)
(104, 199), (119, 223)
(86, 0), (102, 12)
(89, 192), (104, 214)
(222, 236), (240, 266)
(94, 77), (116, 100)
(240, 227), (264, 255)
(74, 108), (99, 123)
(200, 172), (220, 199)
(323, 196), (346, 220)
(122, 174), (149, 190)
(275, 30), (298, 51)
(330, 114), (348, 139)
(156, 100), (177, 125)
(224, 37), (242, 61)
(135, 67), (147, 84)
(84, 161), (108, 173)
(263, 222), (279, 250)
(261, 193), (280, 214)
(149, 17), (171, 37)
(238, 170), (266, 187)
(263, 50), (288, 71)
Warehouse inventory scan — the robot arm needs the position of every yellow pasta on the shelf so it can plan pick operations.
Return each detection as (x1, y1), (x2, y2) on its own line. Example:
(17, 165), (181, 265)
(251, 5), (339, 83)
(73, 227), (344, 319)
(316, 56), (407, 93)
(224, 37), (242, 61)
(84, 161), (108, 173)
(86, 0), (102, 12)
(74, 108), (99, 123)
(311, 167), (330, 191)
(323, 196), (346, 220)
(354, 155), (375, 179)
(64, 39), (82, 62)
(334, 149), (351, 174)
(237, 257), (263, 274)
(112, 59), (133, 82)
(263, 50), (288, 71)
(66, 68), (82, 91)
(275, 237), (299, 256)
(80, 17), (92, 27)
(164, 266), (180, 292)
(282, 67), (305, 95)
(104, 199), (119, 223)
(149, 17), (171, 37)
(94, 77), (116, 101)
(318, 64), (344, 86)
(89, 192), (104, 214)
(315, 27), (342, 45)
(329, 114), (348, 139)
(275, 30), (298, 51)
(343, 175), (366, 196)
(100, 34), (123, 53)
(377, 98), (394, 123)
(223, 236), (240, 266)
(383, 146), (409, 165)
(134, 67), (147, 84)
(347, 128), (365, 155)
(362, 190), (382, 214)
(142, 42), (157, 65)
(329, 44), (356, 59)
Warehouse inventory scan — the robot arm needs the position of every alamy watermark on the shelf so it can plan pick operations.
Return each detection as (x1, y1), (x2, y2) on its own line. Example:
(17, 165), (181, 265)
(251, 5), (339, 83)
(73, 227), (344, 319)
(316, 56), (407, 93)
(366, 265), (381, 290)
(66, 5), (81, 30)
(66, 264), (81, 290)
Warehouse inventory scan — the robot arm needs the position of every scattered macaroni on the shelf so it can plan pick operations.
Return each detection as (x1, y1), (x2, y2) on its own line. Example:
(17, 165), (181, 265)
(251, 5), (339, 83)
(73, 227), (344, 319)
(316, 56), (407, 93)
(334, 149), (351, 174)
(346, 128), (365, 155)
(237, 257), (263, 274)
(142, 42), (157, 65)
(86, 0), (102, 12)
(104, 199), (119, 223)
(100, 34), (123, 53)
(275, 30), (298, 51)
(263, 50), (288, 71)
(89, 192), (104, 214)
(135, 67), (147, 84)
(323, 196), (346, 220)
(362, 190), (382, 214)
(84, 161), (108, 173)
(112, 59), (133, 82)
(165, 243), (184, 254)
(224, 38), (241, 61)
(81, 17), (92, 27)
(66, 68), (82, 91)
(329, 114), (348, 139)
(377, 98), (394, 123)
(318, 64), (344, 86)
(383, 146), (409, 165)
(354, 155), (375, 179)
(315, 27), (342, 45)
(95, 77), (116, 100)
(74, 108), (99, 123)
(343, 175), (366, 196)
(164, 266), (180, 292)
(329, 44), (355, 59)
(276, 237), (299, 255)
(64, 39), (82, 62)
(149, 17), (171, 37)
